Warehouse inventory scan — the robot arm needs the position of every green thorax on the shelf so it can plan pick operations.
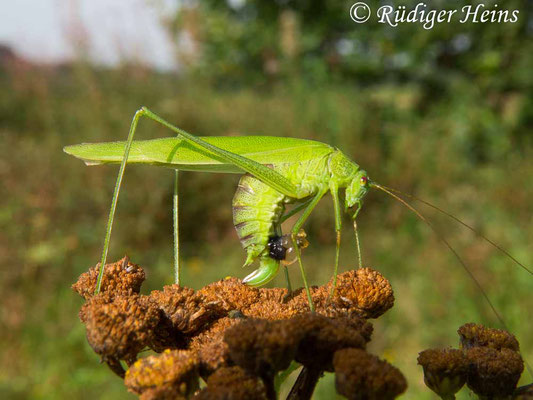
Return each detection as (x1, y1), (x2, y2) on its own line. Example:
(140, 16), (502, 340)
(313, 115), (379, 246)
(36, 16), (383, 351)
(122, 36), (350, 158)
(328, 150), (361, 188)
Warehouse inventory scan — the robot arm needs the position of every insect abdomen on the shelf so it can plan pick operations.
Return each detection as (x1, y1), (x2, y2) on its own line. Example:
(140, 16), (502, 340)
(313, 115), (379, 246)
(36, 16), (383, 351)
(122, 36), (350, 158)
(232, 173), (285, 266)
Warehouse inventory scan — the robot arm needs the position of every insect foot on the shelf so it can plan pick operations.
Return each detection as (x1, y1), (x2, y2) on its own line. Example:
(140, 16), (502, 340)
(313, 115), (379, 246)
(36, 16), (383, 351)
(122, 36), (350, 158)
(418, 323), (526, 399)
(73, 258), (402, 398)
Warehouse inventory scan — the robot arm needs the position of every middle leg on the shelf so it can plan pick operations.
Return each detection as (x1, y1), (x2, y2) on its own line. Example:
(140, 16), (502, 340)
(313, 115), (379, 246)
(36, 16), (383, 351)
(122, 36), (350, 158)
(290, 190), (327, 312)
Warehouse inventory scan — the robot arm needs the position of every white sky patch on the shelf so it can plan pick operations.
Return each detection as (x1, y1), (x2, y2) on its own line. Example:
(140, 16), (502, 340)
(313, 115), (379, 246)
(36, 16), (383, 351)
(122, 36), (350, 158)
(0, 0), (179, 71)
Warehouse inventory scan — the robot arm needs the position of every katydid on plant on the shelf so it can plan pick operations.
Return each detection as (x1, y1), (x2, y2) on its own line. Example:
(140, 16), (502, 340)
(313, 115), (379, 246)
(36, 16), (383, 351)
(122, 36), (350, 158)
(64, 107), (531, 318)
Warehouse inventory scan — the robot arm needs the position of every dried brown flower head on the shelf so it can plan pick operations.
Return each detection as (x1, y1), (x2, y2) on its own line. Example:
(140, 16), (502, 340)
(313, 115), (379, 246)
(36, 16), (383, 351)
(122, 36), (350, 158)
(72, 256), (145, 300)
(465, 346), (524, 398)
(138, 386), (186, 400)
(224, 318), (300, 379)
(198, 277), (260, 313)
(189, 317), (240, 377)
(327, 267), (395, 319)
(246, 287), (300, 320)
(125, 349), (199, 398)
(149, 285), (219, 336)
(333, 348), (407, 400)
(73, 259), (403, 399)
(194, 366), (268, 400)
(320, 309), (374, 343)
(291, 313), (367, 371)
(458, 322), (520, 352)
(83, 294), (160, 364)
(417, 348), (468, 399)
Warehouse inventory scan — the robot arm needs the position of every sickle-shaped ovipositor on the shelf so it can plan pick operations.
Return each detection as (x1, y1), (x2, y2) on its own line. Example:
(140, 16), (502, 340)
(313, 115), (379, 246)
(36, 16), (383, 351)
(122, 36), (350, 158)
(242, 256), (280, 287)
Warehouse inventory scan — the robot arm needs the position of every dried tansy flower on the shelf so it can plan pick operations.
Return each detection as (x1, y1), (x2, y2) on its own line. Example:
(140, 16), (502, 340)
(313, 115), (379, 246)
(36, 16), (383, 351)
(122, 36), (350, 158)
(291, 313), (367, 371)
(72, 260), (404, 399)
(327, 268), (394, 319)
(198, 277), (259, 312)
(465, 346), (524, 398)
(252, 287), (320, 320)
(149, 311), (187, 352)
(189, 317), (240, 377)
(83, 294), (160, 364)
(320, 309), (374, 343)
(458, 323), (520, 352)
(245, 292), (301, 320)
(417, 348), (468, 399)
(194, 366), (268, 400)
(125, 349), (199, 397)
(150, 285), (219, 336)
(333, 348), (407, 400)
(224, 318), (302, 399)
(139, 386), (186, 400)
(72, 256), (145, 300)
(224, 318), (300, 378)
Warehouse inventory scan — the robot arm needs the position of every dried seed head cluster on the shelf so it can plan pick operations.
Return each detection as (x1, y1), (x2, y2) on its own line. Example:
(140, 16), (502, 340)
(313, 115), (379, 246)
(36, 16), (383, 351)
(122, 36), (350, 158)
(72, 256), (145, 300)
(73, 258), (404, 399)
(465, 346), (524, 398)
(224, 318), (299, 379)
(418, 323), (525, 399)
(125, 349), (199, 398)
(417, 348), (468, 399)
(194, 366), (268, 400)
(458, 322), (520, 352)
(333, 348), (407, 400)
(198, 277), (260, 312)
(82, 294), (160, 365)
(149, 285), (219, 336)
(189, 317), (238, 376)
(291, 313), (368, 371)
(327, 268), (395, 319)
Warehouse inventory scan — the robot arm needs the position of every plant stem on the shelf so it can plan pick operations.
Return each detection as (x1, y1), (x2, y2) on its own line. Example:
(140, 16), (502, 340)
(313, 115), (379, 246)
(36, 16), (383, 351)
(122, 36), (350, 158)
(286, 367), (322, 400)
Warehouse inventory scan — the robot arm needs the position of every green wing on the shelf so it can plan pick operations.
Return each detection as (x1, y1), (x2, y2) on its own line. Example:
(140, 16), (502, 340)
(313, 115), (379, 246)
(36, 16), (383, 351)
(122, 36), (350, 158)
(64, 136), (333, 174)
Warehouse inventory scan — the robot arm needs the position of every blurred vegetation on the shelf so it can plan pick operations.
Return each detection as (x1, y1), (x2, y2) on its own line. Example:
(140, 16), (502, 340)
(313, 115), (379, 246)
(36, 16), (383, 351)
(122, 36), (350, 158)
(0, 0), (532, 399)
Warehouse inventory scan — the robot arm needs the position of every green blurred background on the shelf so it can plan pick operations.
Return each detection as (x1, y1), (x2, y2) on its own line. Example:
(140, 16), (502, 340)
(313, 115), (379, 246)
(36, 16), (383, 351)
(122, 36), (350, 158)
(0, 0), (531, 398)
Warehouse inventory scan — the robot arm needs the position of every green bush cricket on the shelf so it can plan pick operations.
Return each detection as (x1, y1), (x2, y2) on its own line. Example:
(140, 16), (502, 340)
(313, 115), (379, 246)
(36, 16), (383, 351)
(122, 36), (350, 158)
(64, 107), (531, 320)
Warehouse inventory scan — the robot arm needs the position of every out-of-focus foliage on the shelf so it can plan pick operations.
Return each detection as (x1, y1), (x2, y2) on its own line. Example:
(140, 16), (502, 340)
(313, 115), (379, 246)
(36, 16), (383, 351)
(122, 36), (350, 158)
(171, 0), (532, 150)
(0, 0), (531, 399)
(173, 0), (531, 88)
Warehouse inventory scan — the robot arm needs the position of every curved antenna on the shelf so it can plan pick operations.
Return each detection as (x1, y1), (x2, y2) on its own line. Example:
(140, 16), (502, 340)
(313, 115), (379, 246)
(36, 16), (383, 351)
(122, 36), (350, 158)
(379, 184), (532, 276)
(371, 182), (532, 378)
(371, 183), (509, 330)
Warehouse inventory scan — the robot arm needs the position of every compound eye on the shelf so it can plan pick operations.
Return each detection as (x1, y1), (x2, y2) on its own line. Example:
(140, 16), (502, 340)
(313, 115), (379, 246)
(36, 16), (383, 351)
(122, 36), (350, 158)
(360, 176), (368, 185)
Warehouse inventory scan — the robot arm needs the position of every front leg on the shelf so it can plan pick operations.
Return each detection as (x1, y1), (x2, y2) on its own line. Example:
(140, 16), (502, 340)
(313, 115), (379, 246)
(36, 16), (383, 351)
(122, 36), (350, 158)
(329, 183), (342, 298)
(290, 189), (327, 312)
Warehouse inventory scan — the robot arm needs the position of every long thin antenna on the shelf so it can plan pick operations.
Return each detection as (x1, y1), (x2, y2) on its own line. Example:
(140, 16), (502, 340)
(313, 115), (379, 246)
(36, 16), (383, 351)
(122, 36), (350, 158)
(379, 185), (532, 276)
(371, 182), (532, 378)
(371, 183), (508, 330)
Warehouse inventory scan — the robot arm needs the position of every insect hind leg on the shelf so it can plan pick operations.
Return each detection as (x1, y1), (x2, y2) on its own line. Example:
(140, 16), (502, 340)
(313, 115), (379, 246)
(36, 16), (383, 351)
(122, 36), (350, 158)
(94, 109), (144, 294)
(95, 108), (184, 294)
